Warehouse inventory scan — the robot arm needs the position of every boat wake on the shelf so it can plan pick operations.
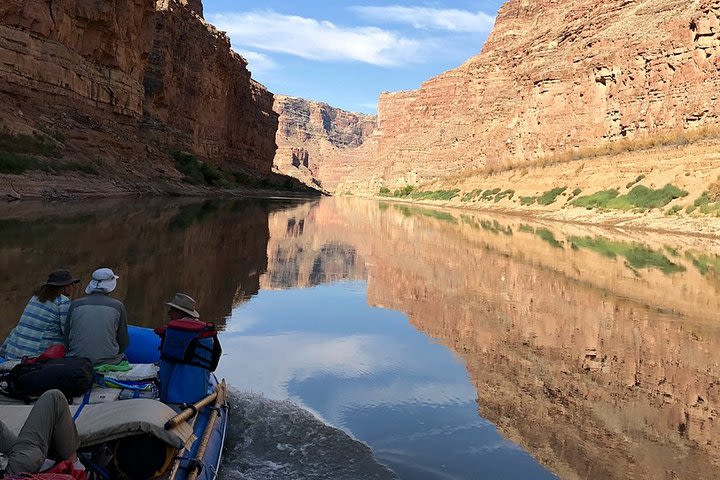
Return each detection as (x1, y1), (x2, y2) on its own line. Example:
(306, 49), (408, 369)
(219, 390), (398, 480)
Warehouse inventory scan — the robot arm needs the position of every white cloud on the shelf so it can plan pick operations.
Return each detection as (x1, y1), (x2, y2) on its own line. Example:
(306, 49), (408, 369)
(350, 5), (496, 33)
(208, 11), (436, 66)
(237, 50), (280, 76)
(217, 331), (476, 414)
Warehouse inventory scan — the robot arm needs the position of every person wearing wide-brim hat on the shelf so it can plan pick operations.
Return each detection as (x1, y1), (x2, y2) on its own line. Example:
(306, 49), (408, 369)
(0, 269), (80, 360)
(64, 268), (129, 366)
(166, 293), (201, 320)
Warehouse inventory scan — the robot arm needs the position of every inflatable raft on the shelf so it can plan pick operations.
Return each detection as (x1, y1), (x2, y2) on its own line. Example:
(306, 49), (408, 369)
(0, 326), (229, 480)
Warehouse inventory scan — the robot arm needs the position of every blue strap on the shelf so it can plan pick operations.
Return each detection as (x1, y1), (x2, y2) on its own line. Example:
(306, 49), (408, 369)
(94, 372), (152, 391)
(73, 388), (92, 420)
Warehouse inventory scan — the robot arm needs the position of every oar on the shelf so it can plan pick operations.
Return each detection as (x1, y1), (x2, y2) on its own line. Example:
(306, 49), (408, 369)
(167, 383), (224, 480)
(186, 380), (226, 480)
(167, 411), (200, 480)
(164, 390), (219, 430)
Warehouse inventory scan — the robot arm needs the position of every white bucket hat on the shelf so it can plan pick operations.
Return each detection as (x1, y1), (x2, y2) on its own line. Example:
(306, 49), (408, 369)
(85, 267), (119, 294)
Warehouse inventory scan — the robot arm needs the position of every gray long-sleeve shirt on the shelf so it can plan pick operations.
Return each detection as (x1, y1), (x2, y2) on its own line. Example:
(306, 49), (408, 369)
(64, 293), (129, 365)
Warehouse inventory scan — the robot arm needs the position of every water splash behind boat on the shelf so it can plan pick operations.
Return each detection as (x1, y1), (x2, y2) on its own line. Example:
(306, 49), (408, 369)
(219, 390), (398, 480)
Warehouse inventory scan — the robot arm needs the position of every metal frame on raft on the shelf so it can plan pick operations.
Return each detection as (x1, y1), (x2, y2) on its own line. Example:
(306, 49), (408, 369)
(166, 380), (228, 480)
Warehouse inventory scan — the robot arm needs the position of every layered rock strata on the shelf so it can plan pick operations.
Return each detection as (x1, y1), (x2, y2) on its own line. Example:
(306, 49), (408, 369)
(273, 95), (375, 191)
(0, 0), (277, 188)
(144, 1), (277, 175)
(334, 0), (720, 192)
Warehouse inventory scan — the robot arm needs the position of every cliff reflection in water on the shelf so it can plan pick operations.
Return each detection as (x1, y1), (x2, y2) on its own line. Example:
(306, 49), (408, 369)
(262, 197), (720, 480)
(0, 199), (280, 337)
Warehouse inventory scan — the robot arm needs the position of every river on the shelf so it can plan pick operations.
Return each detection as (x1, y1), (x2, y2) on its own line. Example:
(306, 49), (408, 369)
(0, 197), (718, 480)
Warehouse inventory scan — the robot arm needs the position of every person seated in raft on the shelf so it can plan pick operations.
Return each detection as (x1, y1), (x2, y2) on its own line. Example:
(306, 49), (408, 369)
(0, 389), (84, 476)
(64, 268), (129, 366)
(0, 269), (79, 361)
(154, 293), (203, 337)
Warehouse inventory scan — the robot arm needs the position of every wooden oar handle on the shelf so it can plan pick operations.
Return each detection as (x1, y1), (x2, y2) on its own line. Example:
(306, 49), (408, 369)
(186, 380), (226, 480)
(164, 390), (219, 430)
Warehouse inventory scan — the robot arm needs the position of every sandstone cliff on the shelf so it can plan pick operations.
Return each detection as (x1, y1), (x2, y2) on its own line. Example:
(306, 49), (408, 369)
(273, 95), (375, 192)
(0, 0), (278, 194)
(144, 1), (277, 176)
(331, 0), (720, 192)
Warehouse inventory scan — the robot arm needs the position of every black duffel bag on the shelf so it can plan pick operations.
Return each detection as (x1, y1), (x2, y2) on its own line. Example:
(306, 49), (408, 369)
(0, 357), (94, 401)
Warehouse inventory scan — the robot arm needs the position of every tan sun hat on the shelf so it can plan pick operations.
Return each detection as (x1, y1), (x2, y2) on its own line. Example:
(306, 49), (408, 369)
(166, 293), (200, 318)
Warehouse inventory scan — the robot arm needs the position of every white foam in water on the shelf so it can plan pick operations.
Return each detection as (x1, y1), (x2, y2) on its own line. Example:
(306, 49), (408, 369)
(219, 389), (398, 480)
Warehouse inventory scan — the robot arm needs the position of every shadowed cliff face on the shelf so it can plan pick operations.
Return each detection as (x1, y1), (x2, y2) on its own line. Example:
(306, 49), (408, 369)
(0, 199), (278, 336)
(331, 0), (720, 192)
(144, 1), (277, 175)
(0, 0), (277, 183)
(260, 198), (720, 480)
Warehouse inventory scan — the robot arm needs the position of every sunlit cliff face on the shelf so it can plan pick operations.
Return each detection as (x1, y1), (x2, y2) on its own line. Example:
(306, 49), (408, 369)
(263, 197), (720, 480)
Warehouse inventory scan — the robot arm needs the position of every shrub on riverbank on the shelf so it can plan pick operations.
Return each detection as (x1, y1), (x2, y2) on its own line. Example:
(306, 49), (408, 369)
(461, 189), (483, 202)
(173, 151), (230, 187)
(0, 153), (98, 175)
(536, 228), (563, 248)
(409, 189), (461, 200)
(0, 131), (60, 158)
(571, 184), (688, 210)
(537, 187), (567, 206)
(493, 189), (515, 202)
(686, 192), (720, 216)
(0, 131), (98, 175)
(518, 186), (567, 207)
(378, 186), (461, 201)
(626, 174), (646, 189)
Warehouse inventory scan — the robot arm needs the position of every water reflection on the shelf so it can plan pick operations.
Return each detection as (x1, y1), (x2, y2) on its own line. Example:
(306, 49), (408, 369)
(0, 197), (718, 479)
(219, 282), (552, 479)
(253, 197), (720, 480)
(0, 198), (283, 336)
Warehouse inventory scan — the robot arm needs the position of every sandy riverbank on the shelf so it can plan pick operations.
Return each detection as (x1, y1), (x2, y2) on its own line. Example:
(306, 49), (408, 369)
(0, 171), (322, 202)
(359, 140), (720, 238)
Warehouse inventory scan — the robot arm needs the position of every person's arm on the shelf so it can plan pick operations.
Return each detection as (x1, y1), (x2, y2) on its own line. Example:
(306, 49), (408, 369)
(62, 303), (75, 346)
(117, 304), (130, 353)
(58, 297), (70, 334)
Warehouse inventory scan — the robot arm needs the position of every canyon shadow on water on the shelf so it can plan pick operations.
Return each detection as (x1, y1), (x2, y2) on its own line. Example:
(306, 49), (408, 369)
(0, 197), (718, 480)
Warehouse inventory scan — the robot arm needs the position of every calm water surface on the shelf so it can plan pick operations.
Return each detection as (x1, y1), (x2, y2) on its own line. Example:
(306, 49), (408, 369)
(0, 197), (718, 480)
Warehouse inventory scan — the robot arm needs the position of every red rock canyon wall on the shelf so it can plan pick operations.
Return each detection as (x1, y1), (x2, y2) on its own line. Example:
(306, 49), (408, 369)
(328, 0), (720, 192)
(0, 0), (277, 181)
(273, 95), (375, 191)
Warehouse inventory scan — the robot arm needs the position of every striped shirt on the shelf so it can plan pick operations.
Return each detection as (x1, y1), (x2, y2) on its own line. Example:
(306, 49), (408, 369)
(0, 295), (70, 360)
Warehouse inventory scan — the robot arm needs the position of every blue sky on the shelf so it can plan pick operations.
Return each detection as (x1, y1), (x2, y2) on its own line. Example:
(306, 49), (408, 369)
(203, 1), (506, 114)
